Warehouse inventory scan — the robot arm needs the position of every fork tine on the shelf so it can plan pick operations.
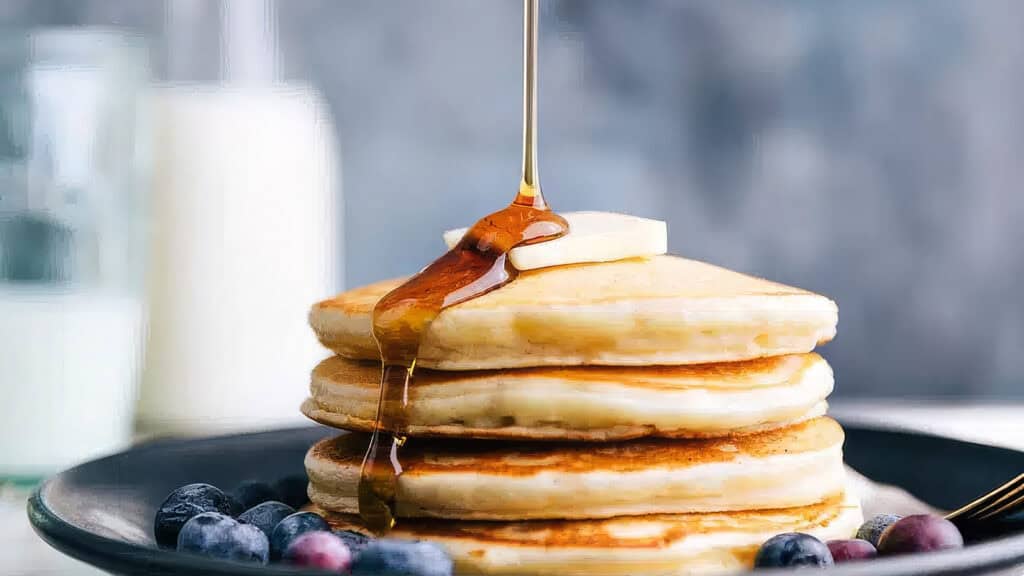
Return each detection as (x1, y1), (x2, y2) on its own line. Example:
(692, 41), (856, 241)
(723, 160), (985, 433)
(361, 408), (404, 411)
(966, 474), (1024, 520)
(974, 481), (1024, 521)
(946, 473), (1024, 521)
(946, 480), (1012, 521)
(975, 493), (1024, 522)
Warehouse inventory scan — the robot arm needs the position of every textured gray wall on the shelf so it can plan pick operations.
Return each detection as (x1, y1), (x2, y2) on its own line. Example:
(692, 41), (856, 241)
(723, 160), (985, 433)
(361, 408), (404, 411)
(3, 0), (1022, 398)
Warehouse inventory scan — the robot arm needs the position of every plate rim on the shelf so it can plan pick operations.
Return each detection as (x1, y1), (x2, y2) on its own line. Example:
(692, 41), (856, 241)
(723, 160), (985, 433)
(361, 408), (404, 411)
(26, 423), (1024, 576)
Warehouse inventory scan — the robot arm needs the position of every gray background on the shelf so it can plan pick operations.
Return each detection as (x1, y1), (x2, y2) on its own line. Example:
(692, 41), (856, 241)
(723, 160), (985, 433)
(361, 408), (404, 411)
(3, 0), (1022, 398)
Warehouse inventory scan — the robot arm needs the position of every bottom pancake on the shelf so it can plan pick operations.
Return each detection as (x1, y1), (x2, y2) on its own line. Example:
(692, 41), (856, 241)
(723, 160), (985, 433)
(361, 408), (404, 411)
(306, 417), (847, 520)
(315, 492), (862, 576)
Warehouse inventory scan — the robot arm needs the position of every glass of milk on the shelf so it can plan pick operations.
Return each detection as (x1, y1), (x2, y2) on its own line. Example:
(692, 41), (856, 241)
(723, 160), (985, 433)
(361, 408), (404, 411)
(136, 0), (341, 435)
(0, 30), (150, 481)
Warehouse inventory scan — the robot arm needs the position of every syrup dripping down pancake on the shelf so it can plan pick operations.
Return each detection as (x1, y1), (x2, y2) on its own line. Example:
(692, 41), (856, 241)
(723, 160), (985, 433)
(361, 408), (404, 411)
(302, 353), (832, 441)
(309, 255), (837, 371)
(305, 417), (846, 521)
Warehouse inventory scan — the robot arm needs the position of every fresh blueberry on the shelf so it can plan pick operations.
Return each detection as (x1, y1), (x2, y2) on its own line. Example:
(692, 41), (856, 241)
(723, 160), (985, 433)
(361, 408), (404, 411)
(154, 483), (234, 547)
(827, 538), (878, 563)
(334, 529), (371, 554)
(230, 481), (280, 514)
(269, 511), (330, 560)
(176, 512), (268, 564)
(856, 513), (903, 547)
(283, 531), (352, 571)
(273, 474), (310, 509)
(237, 501), (295, 539)
(754, 532), (834, 568)
(878, 514), (964, 555)
(351, 539), (454, 576)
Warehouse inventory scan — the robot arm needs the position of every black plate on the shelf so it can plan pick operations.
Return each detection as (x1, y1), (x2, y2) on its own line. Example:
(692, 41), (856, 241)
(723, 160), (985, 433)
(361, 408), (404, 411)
(28, 424), (1024, 576)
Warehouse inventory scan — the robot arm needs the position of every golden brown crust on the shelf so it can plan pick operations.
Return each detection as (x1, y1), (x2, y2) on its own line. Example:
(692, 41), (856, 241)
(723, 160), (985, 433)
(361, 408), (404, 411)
(311, 353), (823, 392)
(312, 493), (852, 548)
(316, 277), (401, 315)
(300, 398), (829, 442)
(312, 257), (814, 314)
(309, 417), (843, 477)
(308, 255), (839, 370)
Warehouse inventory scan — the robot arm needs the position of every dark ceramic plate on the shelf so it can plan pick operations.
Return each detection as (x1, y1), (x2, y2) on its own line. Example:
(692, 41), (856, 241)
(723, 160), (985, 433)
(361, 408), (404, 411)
(28, 424), (1024, 576)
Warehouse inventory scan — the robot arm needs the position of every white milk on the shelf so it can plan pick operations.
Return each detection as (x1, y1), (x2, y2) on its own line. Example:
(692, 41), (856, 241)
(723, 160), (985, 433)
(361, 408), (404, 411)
(137, 85), (340, 435)
(0, 290), (144, 477)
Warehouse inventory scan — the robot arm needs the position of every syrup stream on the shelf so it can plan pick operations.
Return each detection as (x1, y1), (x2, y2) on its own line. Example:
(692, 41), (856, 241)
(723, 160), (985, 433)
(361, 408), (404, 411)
(357, 0), (566, 534)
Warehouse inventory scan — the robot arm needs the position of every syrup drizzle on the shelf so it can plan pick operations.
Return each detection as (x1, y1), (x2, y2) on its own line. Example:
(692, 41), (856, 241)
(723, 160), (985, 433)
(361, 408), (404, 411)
(357, 0), (566, 533)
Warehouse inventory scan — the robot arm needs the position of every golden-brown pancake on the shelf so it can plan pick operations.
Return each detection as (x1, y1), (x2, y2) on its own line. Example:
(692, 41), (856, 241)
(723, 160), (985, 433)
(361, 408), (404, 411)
(309, 255), (838, 371)
(302, 353), (832, 440)
(313, 491), (862, 576)
(305, 418), (846, 521)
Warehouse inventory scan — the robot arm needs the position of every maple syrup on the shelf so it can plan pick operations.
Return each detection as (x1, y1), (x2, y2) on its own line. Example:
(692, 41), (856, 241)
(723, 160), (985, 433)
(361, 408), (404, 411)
(357, 0), (567, 533)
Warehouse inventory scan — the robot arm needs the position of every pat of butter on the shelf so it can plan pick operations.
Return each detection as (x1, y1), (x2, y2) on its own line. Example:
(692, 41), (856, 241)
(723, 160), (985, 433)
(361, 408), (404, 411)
(442, 211), (667, 271)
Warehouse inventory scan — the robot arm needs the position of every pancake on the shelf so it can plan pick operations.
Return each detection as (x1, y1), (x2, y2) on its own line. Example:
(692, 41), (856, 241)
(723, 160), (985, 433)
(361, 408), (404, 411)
(313, 491), (862, 576)
(302, 353), (832, 440)
(309, 255), (838, 371)
(305, 417), (846, 520)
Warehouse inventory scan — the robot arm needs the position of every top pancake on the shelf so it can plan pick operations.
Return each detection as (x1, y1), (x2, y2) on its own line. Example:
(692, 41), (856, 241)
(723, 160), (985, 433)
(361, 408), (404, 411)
(310, 255), (838, 370)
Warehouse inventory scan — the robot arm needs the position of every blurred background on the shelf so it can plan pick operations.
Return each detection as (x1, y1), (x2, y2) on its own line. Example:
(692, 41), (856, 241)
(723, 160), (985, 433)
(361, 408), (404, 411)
(1, 1), (1023, 573)
(2, 0), (1024, 478)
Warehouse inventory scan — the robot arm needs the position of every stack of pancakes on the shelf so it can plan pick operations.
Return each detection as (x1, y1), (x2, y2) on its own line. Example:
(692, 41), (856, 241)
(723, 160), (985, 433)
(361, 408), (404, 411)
(302, 255), (862, 575)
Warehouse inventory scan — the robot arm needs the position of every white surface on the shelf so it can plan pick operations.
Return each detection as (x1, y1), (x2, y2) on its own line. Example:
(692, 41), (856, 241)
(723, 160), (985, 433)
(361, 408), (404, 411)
(5, 403), (1024, 575)
(137, 85), (340, 435)
(0, 291), (143, 477)
(442, 211), (667, 271)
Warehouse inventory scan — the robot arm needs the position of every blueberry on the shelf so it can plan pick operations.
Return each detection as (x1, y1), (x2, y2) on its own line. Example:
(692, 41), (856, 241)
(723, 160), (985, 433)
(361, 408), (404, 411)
(269, 511), (330, 560)
(856, 513), (902, 547)
(154, 483), (234, 547)
(176, 512), (269, 564)
(754, 533), (834, 568)
(334, 529), (371, 554)
(827, 538), (878, 563)
(273, 474), (310, 509)
(877, 514), (963, 556)
(230, 481), (280, 514)
(237, 501), (295, 539)
(351, 539), (453, 576)
(283, 531), (352, 571)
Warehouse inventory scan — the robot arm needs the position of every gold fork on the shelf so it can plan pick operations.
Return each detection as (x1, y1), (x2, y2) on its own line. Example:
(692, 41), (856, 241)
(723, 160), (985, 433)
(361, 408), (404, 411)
(946, 473), (1024, 523)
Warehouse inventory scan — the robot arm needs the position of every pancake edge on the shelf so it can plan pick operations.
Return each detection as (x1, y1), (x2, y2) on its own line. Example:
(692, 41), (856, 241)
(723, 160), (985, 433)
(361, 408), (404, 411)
(305, 418), (847, 520)
(313, 492), (863, 576)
